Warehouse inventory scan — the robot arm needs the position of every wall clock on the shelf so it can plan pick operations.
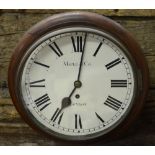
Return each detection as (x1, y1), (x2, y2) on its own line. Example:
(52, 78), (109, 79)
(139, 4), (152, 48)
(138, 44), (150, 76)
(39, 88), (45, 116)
(8, 11), (149, 143)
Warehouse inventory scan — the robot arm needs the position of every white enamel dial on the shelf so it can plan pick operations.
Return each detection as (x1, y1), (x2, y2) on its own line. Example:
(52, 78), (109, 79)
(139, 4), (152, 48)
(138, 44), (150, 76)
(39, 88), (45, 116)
(20, 27), (135, 140)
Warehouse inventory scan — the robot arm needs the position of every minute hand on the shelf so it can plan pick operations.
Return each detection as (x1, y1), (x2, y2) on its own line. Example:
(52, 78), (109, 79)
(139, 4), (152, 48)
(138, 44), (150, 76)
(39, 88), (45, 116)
(77, 33), (87, 81)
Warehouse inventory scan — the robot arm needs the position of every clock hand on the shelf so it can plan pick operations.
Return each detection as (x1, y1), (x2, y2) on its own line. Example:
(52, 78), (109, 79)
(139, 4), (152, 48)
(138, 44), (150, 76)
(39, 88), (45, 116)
(61, 87), (76, 109)
(61, 80), (82, 109)
(77, 33), (87, 81)
(61, 33), (87, 110)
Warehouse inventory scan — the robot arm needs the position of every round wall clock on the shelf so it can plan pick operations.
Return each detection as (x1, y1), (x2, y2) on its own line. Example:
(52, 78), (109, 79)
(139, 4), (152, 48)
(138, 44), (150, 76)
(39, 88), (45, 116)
(8, 12), (149, 142)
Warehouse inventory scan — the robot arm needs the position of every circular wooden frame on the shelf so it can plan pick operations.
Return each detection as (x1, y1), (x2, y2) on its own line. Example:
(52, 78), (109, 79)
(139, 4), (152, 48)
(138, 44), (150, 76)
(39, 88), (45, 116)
(8, 11), (149, 144)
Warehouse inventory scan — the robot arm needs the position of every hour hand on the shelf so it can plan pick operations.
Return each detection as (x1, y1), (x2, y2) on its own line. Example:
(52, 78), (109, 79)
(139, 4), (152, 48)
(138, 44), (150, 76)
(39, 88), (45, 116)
(61, 97), (71, 109)
(61, 81), (82, 109)
(61, 86), (76, 109)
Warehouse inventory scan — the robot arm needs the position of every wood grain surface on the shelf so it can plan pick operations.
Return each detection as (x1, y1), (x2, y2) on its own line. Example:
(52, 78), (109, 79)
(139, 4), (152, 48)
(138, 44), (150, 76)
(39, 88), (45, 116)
(0, 9), (155, 145)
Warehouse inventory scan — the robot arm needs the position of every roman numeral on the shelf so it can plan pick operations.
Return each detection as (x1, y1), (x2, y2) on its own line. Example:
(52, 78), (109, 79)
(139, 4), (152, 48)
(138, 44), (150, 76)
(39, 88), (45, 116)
(34, 94), (51, 111)
(93, 42), (103, 56)
(105, 58), (121, 70)
(95, 112), (104, 123)
(30, 79), (45, 87)
(71, 35), (87, 52)
(49, 42), (63, 57)
(104, 96), (122, 111)
(51, 108), (63, 125)
(75, 114), (82, 129)
(111, 80), (127, 87)
(34, 61), (50, 68)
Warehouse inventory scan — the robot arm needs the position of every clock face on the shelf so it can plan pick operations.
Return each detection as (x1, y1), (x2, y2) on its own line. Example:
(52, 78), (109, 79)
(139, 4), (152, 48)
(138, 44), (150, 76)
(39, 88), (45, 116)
(19, 27), (136, 140)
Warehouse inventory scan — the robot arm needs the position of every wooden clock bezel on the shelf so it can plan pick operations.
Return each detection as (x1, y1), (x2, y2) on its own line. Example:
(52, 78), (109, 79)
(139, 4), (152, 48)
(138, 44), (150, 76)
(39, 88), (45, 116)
(8, 11), (149, 144)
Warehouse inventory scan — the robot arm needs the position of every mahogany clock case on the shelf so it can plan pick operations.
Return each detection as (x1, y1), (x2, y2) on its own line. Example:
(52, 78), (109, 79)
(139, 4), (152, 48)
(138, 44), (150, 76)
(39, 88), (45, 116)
(8, 12), (149, 143)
